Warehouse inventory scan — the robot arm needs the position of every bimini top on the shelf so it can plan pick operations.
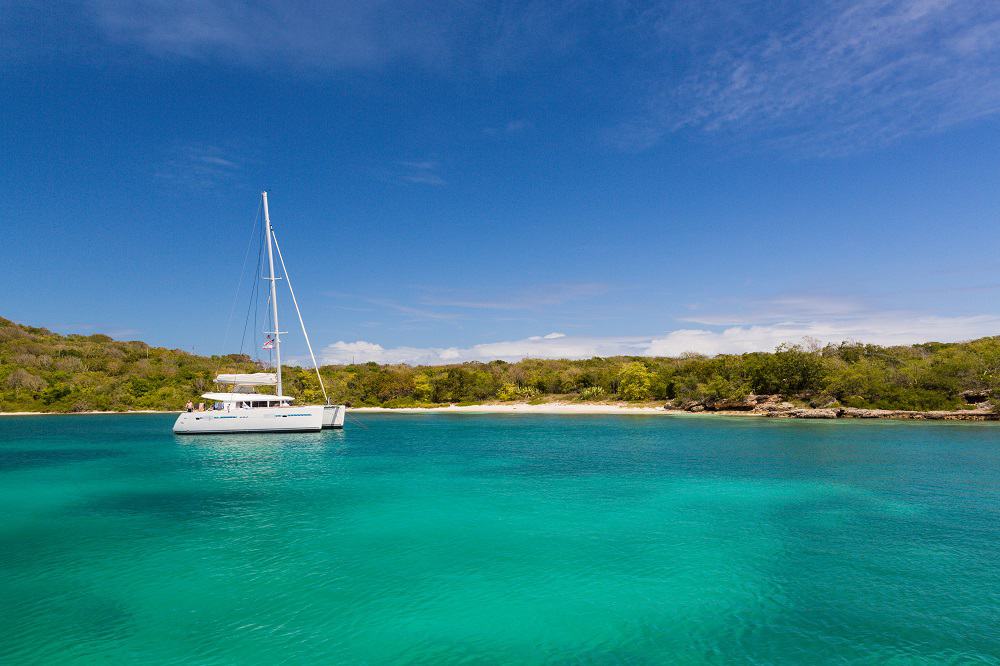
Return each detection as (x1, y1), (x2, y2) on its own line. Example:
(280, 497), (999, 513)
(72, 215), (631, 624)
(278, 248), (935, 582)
(215, 373), (278, 386)
(201, 392), (296, 402)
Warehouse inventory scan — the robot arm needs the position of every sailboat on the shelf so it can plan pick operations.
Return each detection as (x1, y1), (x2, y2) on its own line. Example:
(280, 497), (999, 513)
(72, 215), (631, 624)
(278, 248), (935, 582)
(173, 192), (346, 434)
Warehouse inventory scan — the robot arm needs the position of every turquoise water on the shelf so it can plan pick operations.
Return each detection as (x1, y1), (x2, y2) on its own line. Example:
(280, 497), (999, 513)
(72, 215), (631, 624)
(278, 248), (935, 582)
(1, 414), (998, 663)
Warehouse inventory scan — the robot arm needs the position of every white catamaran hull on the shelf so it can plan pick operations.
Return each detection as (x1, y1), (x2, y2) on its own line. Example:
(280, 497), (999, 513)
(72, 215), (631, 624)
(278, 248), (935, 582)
(173, 405), (324, 434)
(323, 404), (346, 428)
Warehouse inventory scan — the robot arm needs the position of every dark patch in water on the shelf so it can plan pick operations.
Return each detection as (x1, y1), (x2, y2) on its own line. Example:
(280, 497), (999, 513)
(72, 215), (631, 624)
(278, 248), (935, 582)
(0, 448), (124, 471)
(86, 488), (260, 521)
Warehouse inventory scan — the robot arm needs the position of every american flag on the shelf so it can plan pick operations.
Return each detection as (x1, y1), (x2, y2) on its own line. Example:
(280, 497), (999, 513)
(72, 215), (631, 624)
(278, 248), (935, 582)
(262, 335), (274, 350)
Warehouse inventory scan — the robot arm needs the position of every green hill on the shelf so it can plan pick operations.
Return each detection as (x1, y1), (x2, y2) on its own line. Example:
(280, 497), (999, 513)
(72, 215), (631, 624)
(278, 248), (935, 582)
(1, 316), (998, 412)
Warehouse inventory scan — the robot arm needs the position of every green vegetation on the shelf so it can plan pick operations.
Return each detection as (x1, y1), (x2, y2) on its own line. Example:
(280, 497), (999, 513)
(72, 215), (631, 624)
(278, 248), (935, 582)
(2, 317), (999, 413)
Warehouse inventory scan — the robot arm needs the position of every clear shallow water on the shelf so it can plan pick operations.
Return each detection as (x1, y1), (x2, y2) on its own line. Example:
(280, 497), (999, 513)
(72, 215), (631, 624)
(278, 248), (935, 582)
(1, 414), (998, 664)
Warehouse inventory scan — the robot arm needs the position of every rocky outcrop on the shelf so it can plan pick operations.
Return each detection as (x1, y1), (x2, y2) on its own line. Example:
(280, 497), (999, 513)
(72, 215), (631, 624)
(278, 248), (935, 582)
(961, 390), (990, 404)
(761, 406), (998, 421)
(695, 394), (785, 412)
(840, 407), (997, 421)
(786, 408), (840, 419)
(755, 401), (796, 414)
(672, 395), (998, 420)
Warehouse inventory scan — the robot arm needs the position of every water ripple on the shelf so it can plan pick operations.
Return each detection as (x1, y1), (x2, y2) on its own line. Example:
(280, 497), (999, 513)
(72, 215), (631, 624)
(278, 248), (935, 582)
(0, 414), (997, 663)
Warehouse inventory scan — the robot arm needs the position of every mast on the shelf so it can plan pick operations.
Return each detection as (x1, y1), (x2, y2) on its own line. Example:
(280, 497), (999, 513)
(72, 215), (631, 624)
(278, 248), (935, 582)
(262, 191), (283, 399)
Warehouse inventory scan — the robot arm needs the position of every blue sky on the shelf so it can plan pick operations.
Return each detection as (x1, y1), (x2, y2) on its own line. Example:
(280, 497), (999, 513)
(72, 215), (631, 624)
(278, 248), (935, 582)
(4, 1), (1000, 364)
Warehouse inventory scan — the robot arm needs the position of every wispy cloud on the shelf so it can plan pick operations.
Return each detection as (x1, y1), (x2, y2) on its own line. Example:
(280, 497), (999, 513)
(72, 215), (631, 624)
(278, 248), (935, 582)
(484, 119), (532, 135)
(679, 295), (872, 326)
(83, 1), (587, 76)
(420, 283), (607, 310)
(155, 143), (242, 188)
(363, 297), (462, 322)
(89, 0), (459, 71)
(330, 283), (608, 322)
(321, 312), (1000, 365)
(25, 1), (998, 159)
(613, 0), (1000, 154)
(325, 291), (464, 322)
(398, 160), (446, 186)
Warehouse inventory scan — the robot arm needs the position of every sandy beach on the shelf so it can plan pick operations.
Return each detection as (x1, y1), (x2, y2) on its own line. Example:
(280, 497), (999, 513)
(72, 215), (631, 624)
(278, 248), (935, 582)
(350, 403), (675, 415)
(0, 409), (171, 417)
(1, 404), (672, 417)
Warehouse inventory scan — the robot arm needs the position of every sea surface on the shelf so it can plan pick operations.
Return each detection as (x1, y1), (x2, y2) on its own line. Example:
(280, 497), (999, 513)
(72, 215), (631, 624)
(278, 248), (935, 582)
(1, 413), (998, 664)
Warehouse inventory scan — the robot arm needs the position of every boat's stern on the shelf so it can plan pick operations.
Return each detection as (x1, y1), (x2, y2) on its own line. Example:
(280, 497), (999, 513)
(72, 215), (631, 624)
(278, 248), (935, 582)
(322, 404), (346, 428)
(173, 412), (191, 433)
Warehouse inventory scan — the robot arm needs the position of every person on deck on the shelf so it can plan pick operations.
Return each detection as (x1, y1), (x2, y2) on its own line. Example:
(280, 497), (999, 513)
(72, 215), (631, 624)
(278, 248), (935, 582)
(185, 401), (193, 412)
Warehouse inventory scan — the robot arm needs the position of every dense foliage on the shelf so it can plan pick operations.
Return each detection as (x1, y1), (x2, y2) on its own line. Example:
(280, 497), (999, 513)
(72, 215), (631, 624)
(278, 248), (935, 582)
(2, 317), (999, 412)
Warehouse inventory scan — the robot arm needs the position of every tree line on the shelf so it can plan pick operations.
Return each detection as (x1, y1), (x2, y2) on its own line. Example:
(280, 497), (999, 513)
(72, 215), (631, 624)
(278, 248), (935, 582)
(2, 317), (998, 413)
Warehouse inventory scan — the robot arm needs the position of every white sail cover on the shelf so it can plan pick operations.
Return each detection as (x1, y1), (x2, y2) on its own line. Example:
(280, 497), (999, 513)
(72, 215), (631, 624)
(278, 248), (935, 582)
(201, 392), (294, 402)
(215, 373), (278, 386)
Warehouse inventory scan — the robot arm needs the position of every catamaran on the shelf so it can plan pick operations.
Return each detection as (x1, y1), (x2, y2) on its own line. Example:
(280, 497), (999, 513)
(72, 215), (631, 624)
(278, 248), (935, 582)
(173, 192), (346, 434)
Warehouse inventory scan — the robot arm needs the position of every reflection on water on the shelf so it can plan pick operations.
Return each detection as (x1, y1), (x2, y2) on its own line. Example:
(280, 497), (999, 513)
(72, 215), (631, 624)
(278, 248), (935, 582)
(176, 429), (347, 482)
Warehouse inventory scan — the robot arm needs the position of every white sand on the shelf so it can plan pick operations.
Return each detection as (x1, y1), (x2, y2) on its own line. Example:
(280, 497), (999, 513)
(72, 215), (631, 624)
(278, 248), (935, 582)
(1, 404), (674, 417)
(349, 403), (678, 415)
(2, 404), (675, 417)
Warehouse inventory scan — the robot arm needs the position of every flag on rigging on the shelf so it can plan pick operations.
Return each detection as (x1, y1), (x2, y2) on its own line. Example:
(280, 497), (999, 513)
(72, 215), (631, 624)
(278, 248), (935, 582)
(262, 335), (275, 350)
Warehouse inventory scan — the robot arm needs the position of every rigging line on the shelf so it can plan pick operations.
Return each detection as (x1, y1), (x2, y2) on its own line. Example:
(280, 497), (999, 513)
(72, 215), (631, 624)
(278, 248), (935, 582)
(271, 228), (330, 404)
(222, 200), (263, 354)
(242, 215), (265, 365)
(345, 413), (369, 430)
(238, 224), (266, 360)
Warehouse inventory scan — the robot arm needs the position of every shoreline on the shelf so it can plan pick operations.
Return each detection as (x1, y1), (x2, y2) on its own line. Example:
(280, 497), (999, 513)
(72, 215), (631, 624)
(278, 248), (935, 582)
(350, 403), (998, 421)
(0, 409), (173, 417)
(351, 403), (670, 415)
(1, 403), (996, 421)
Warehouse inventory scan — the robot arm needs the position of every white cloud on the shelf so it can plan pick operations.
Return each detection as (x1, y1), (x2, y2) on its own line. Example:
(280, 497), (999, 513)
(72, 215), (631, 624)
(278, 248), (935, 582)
(398, 160), (446, 186)
(484, 119), (532, 135)
(421, 283), (607, 310)
(320, 313), (1000, 365)
(85, 1), (585, 76)
(320, 340), (441, 365)
(362, 297), (461, 321)
(154, 143), (244, 189)
(679, 295), (874, 326)
(616, 0), (1000, 154)
(90, 0), (458, 70)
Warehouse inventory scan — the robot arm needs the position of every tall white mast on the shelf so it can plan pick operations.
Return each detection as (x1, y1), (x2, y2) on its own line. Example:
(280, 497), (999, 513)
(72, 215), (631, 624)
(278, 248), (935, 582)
(262, 191), (283, 399)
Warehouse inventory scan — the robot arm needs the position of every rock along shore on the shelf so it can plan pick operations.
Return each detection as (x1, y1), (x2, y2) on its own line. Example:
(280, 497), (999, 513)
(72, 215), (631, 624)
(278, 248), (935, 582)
(682, 394), (998, 421)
